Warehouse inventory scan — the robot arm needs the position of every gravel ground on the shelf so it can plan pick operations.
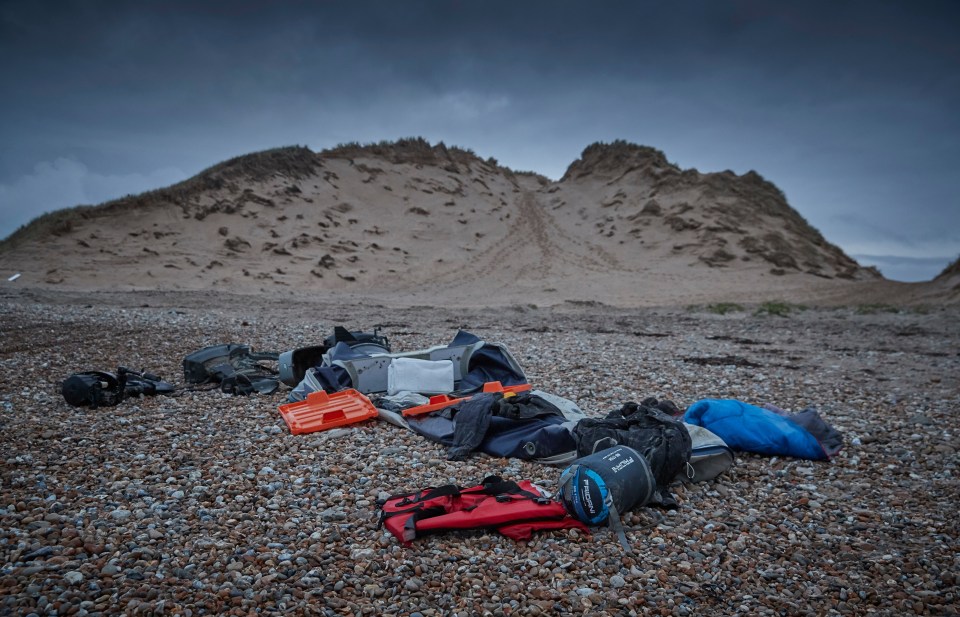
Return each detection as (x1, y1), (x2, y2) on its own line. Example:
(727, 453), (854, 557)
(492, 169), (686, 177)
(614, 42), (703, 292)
(1, 291), (957, 616)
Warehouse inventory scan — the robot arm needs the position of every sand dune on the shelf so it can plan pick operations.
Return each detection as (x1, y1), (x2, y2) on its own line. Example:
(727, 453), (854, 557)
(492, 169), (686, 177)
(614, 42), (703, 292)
(1, 139), (956, 307)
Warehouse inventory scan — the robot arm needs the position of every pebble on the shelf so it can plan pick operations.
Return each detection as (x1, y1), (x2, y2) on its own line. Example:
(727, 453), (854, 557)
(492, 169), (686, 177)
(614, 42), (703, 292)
(0, 298), (956, 617)
(320, 507), (346, 522)
(64, 571), (84, 585)
(22, 547), (54, 560)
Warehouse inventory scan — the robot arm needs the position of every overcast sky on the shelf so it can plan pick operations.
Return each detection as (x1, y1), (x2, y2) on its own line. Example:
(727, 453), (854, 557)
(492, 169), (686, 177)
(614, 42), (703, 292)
(1, 0), (957, 281)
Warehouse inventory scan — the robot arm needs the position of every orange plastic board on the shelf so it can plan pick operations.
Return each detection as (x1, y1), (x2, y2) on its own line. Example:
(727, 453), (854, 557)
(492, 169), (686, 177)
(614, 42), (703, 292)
(402, 382), (532, 417)
(278, 389), (378, 435)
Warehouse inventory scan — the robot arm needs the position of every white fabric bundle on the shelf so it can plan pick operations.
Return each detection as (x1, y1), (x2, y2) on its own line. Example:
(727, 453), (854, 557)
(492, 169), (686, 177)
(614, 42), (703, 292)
(387, 357), (455, 396)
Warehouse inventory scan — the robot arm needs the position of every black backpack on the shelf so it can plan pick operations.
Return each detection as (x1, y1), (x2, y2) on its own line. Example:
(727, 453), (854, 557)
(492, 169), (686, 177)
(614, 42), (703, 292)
(182, 344), (280, 395)
(573, 398), (691, 507)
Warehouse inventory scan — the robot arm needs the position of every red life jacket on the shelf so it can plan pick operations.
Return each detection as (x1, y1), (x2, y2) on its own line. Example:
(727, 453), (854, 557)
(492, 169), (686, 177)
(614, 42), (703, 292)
(378, 476), (588, 544)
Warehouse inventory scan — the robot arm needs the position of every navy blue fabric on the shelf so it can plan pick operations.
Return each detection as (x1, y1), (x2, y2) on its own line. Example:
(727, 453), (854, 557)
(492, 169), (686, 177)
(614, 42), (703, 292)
(450, 330), (527, 391)
(313, 365), (352, 393)
(450, 330), (482, 346)
(762, 403), (844, 458)
(789, 408), (843, 458)
(407, 397), (575, 461)
(407, 412), (455, 445)
(479, 416), (575, 460)
(684, 399), (827, 460)
(326, 341), (373, 361)
(307, 341), (373, 393)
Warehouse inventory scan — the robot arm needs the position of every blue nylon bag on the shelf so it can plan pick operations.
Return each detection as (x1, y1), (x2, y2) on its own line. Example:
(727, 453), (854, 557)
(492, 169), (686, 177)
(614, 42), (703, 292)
(684, 399), (827, 460)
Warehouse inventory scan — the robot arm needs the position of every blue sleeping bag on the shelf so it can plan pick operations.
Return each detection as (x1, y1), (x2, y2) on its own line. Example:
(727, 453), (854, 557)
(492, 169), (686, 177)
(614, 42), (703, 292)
(684, 399), (827, 460)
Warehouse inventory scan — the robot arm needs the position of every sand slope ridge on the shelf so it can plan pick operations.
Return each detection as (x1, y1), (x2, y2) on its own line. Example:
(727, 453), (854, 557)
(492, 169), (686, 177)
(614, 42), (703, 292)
(2, 138), (952, 307)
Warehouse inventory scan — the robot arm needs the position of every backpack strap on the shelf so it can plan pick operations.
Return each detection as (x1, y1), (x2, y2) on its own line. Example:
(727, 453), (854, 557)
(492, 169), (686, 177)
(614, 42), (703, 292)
(590, 436), (619, 454)
(220, 373), (280, 396)
(377, 484), (462, 528)
(395, 484), (462, 506)
(378, 477), (549, 531)
(557, 465), (578, 496)
(211, 350), (280, 395)
(477, 476), (543, 501)
(245, 351), (280, 363)
(605, 498), (633, 554)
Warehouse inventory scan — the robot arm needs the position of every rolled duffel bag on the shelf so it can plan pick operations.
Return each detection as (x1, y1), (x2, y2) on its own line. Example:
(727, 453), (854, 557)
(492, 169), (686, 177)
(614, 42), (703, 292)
(558, 445), (655, 552)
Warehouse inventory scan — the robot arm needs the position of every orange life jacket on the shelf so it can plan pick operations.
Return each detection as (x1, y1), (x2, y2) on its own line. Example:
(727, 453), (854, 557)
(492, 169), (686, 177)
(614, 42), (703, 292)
(378, 476), (587, 544)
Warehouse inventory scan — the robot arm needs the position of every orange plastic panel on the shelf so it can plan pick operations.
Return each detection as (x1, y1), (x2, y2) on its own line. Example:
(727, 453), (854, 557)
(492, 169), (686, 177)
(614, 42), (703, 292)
(402, 382), (532, 417)
(278, 389), (378, 435)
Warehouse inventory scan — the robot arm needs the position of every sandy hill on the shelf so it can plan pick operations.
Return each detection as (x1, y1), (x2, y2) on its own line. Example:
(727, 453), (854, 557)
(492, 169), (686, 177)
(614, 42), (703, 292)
(2, 138), (953, 307)
(934, 256), (960, 288)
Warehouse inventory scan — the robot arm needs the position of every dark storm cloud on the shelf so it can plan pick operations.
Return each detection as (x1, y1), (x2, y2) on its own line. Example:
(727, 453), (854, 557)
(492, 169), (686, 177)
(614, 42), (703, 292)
(1, 0), (957, 280)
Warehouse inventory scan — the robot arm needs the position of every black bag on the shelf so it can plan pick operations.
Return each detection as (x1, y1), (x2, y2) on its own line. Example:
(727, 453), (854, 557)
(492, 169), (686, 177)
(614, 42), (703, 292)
(573, 398), (691, 507)
(182, 344), (280, 395)
(62, 368), (175, 408)
(62, 371), (123, 408)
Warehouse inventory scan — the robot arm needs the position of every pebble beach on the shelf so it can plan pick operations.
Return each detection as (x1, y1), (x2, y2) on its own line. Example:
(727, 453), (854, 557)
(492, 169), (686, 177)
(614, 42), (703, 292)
(1, 290), (957, 616)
